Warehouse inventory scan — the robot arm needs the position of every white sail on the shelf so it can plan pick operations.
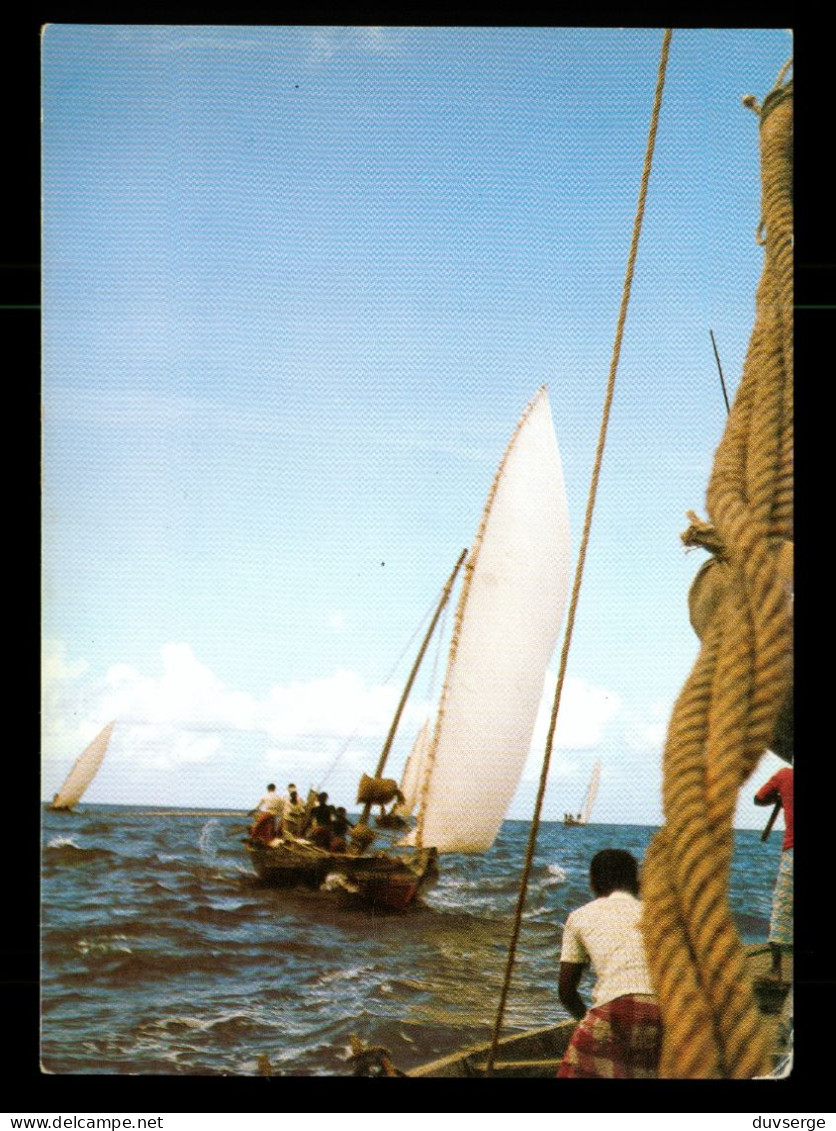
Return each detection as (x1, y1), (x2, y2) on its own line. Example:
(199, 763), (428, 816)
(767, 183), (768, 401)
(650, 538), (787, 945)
(393, 720), (432, 817)
(409, 387), (571, 853)
(582, 759), (601, 824)
(51, 722), (115, 809)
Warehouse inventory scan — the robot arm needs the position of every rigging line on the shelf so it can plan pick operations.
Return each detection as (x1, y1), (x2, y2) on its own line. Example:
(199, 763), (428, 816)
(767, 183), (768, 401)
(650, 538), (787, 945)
(485, 27), (673, 1076)
(317, 575), (454, 791)
(710, 329), (731, 415)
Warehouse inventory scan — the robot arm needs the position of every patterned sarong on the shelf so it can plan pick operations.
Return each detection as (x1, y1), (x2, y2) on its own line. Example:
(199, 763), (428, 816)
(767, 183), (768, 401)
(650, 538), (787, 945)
(769, 848), (793, 949)
(557, 993), (662, 1078)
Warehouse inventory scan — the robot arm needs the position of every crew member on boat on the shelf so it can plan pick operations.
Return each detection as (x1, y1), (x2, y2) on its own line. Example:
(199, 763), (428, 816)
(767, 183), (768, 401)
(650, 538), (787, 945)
(249, 783), (283, 844)
(556, 849), (662, 1079)
(754, 765), (794, 982)
(329, 807), (354, 852)
(282, 786), (307, 839)
(306, 792), (335, 848)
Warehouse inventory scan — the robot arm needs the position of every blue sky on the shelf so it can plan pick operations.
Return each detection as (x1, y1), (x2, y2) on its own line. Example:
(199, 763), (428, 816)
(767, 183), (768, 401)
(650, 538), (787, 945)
(41, 25), (793, 829)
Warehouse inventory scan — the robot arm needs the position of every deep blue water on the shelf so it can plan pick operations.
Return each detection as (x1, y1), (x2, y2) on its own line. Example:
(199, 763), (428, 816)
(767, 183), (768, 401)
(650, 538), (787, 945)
(40, 807), (780, 1076)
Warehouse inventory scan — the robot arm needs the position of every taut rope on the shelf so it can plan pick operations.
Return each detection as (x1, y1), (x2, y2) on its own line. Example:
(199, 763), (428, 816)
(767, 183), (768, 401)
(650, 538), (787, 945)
(641, 65), (793, 1078)
(485, 28), (673, 1075)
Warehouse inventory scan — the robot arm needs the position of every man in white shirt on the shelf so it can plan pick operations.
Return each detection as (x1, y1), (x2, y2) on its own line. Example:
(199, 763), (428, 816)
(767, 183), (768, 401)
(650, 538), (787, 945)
(249, 783), (284, 843)
(557, 848), (662, 1078)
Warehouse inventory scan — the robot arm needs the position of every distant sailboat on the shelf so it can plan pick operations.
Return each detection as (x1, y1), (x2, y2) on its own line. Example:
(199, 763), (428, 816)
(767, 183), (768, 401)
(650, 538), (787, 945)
(375, 720), (431, 829)
(49, 722), (115, 811)
(563, 759), (601, 827)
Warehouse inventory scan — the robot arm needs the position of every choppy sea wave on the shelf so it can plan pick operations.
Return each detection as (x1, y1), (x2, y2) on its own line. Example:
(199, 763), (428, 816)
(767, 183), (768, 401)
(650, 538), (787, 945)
(41, 805), (776, 1075)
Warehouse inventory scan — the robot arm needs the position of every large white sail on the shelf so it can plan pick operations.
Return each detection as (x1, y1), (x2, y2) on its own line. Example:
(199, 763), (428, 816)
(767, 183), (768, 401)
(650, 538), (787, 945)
(410, 387), (571, 853)
(51, 722), (115, 809)
(582, 759), (601, 824)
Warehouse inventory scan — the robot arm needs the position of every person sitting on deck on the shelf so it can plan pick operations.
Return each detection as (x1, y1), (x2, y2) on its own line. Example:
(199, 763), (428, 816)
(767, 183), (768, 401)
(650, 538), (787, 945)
(281, 787), (307, 839)
(556, 849), (662, 1079)
(754, 765), (794, 982)
(306, 792), (335, 848)
(329, 807), (354, 853)
(249, 783), (283, 843)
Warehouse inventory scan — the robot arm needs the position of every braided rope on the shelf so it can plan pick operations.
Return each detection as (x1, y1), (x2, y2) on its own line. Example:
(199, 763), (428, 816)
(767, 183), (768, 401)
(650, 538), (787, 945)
(485, 29), (673, 1074)
(642, 70), (793, 1079)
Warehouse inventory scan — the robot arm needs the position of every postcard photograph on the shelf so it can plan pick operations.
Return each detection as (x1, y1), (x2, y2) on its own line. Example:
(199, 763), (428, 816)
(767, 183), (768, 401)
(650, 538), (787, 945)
(40, 25), (794, 1083)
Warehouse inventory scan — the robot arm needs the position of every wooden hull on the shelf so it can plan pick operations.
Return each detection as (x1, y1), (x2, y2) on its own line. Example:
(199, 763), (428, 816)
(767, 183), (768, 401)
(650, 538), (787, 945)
(409, 1020), (577, 1077)
(246, 839), (438, 912)
(352, 849), (439, 911)
(408, 945), (792, 1077)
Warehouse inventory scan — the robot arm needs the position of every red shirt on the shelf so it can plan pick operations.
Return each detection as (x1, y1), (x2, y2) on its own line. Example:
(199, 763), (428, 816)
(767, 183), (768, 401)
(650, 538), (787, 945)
(755, 767), (793, 850)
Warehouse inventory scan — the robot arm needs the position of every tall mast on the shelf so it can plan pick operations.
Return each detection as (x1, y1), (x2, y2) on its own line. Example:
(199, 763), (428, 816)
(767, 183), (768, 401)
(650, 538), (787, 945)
(359, 548), (467, 825)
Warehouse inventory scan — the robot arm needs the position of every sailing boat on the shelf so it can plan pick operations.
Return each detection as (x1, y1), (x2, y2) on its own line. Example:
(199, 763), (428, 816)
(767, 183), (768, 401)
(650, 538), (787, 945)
(246, 387), (571, 908)
(48, 721), (115, 811)
(563, 758), (601, 826)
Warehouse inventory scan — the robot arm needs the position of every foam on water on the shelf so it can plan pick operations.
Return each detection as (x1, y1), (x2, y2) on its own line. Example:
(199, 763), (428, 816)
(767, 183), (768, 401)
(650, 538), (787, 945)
(545, 862), (568, 884)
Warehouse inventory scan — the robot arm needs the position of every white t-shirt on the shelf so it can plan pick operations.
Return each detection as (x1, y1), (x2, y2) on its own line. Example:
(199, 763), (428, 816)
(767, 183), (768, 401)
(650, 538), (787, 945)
(560, 891), (656, 1008)
(256, 791), (284, 815)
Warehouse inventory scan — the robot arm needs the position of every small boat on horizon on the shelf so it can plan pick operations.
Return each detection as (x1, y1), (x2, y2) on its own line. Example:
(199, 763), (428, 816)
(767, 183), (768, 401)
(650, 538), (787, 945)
(246, 385), (572, 910)
(563, 759), (601, 827)
(47, 722), (116, 812)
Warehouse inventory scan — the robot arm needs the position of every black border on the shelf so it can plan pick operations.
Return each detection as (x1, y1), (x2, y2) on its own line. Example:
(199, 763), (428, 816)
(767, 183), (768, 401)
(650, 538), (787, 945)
(11, 8), (829, 1114)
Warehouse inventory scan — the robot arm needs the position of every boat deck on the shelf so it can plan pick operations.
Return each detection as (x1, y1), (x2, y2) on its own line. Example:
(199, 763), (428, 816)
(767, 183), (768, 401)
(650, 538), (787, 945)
(408, 944), (792, 1077)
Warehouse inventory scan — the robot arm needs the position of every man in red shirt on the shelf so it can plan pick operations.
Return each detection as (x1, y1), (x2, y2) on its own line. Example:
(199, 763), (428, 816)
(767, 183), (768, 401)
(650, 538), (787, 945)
(754, 765), (793, 981)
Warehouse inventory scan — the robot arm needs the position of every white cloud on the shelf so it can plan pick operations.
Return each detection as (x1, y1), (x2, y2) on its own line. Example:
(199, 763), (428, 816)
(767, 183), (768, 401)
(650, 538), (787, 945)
(42, 638), (89, 683)
(307, 26), (403, 65)
(41, 641), (679, 815)
(619, 697), (673, 752)
(42, 638), (104, 778)
(533, 672), (622, 752)
(100, 643), (259, 732)
(42, 642), (430, 792)
(261, 668), (407, 740)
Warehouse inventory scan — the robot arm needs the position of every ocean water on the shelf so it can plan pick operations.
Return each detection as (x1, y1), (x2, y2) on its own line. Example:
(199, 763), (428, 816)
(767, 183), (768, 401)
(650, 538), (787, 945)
(40, 806), (780, 1077)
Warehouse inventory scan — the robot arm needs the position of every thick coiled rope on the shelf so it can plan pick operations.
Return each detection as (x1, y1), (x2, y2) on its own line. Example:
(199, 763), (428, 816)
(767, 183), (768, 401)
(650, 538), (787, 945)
(641, 70), (793, 1079)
